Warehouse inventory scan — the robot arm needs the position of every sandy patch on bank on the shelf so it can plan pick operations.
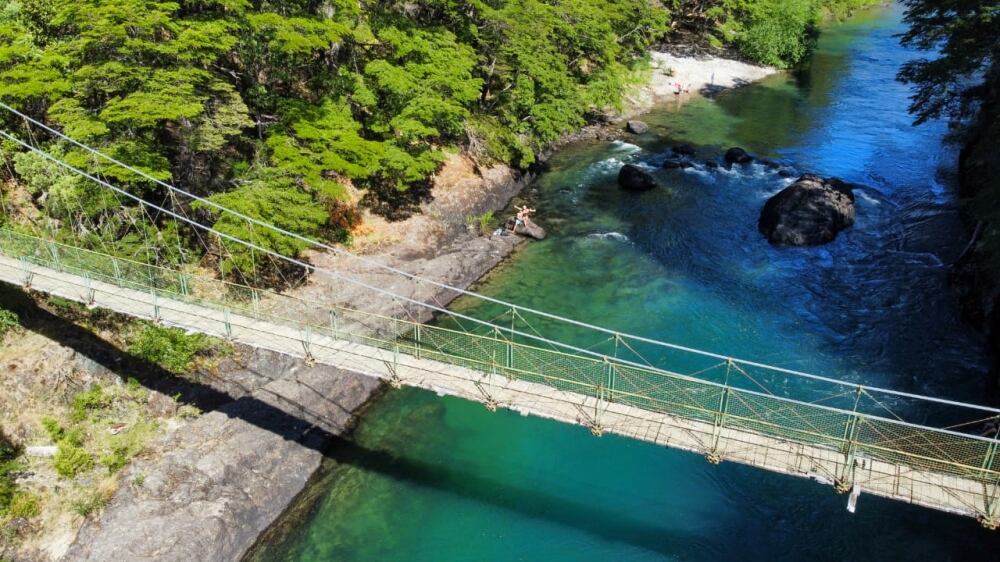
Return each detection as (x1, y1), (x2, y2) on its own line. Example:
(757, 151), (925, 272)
(624, 52), (779, 115)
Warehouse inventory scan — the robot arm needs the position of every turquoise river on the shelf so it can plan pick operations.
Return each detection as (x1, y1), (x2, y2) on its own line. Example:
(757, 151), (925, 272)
(250, 6), (1000, 561)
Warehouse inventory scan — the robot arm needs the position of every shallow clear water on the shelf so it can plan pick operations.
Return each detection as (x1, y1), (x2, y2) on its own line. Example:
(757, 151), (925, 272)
(250, 6), (1000, 561)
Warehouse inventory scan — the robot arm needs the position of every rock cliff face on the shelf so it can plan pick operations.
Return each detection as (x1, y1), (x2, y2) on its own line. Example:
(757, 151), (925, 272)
(63, 353), (381, 562)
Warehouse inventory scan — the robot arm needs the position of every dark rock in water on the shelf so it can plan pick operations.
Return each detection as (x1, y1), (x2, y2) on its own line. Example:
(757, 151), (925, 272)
(678, 160), (695, 169)
(662, 159), (686, 169)
(777, 168), (796, 178)
(505, 216), (546, 240)
(672, 144), (696, 156)
(724, 147), (753, 165)
(704, 160), (719, 169)
(759, 158), (781, 169)
(618, 164), (657, 191)
(625, 120), (649, 134)
(759, 174), (856, 246)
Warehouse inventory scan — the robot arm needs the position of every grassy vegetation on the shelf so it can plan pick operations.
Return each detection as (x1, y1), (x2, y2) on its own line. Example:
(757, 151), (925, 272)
(0, 308), (18, 340)
(0, 432), (18, 517)
(466, 211), (498, 237)
(127, 324), (228, 374)
(41, 384), (163, 482)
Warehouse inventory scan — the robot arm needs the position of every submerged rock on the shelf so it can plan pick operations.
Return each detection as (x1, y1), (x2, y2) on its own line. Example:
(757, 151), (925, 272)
(625, 120), (649, 134)
(724, 147), (754, 165)
(672, 144), (696, 156)
(663, 158), (693, 169)
(758, 174), (856, 246)
(617, 164), (657, 191)
(704, 160), (719, 169)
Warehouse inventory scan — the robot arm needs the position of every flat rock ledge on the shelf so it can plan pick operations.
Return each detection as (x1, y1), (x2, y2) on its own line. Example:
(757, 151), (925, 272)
(62, 358), (381, 562)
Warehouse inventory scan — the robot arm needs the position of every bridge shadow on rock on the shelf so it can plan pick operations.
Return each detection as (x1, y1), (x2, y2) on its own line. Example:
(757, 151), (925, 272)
(4, 282), (713, 556)
(0, 282), (350, 455)
(320, 435), (716, 557)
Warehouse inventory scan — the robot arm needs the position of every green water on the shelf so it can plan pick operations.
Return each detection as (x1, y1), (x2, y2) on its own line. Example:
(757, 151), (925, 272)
(251, 6), (1000, 561)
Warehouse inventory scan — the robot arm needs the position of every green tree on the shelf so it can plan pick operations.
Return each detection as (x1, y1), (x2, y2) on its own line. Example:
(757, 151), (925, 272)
(898, 1), (1000, 263)
(0, 0), (669, 284)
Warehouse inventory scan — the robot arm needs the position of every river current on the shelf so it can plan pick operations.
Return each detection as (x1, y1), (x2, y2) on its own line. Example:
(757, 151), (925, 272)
(250, 6), (1000, 561)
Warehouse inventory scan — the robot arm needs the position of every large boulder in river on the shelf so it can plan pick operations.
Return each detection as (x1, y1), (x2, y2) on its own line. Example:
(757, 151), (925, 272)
(758, 174), (856, 246)
(626, 120), (649, 134)
(617, 164), (657, 191)
(724, 147), (753, 165)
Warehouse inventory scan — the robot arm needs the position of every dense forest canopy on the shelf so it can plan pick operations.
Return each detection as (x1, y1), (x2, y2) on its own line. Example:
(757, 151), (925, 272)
(0, 0), (876, 284)
(669, 0), (881, 67)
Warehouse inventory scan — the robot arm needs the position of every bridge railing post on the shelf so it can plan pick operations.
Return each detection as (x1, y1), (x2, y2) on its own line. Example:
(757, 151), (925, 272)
(111, 257), (123, 288)
(835, 386), (865, 494)
(708, 359), (734, 464)
(329, 309), (339, 337)
(414, 323), (422, 360)
(251, 288), (261, 319)
(506, 307), (515, 370)
(47, 241), (60, 271)
(19, 256), (32, 288)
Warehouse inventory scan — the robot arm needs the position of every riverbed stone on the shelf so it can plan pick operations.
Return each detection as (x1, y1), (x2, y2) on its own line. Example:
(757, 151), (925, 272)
(625, 120), (649, 134)
(671, 144), (696, 156)
(618, 164), (657, 191)
(758, 174), (856, 246)
(725, 147), (754, 165)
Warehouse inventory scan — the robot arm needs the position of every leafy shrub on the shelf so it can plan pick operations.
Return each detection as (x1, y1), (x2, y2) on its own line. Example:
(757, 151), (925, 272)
(7, 492), (40, 519)
(0, 432), (19, 514)
(0, 308), (19, 339)
(53, 442), (93, 479)
(99, 420), (157, 474)
(99, 445), (130, 474)
(128, 325), (212, 373)
(41, 417), (64, 442)
(71, 386), (111, 423)
(71, 490), (110, 517)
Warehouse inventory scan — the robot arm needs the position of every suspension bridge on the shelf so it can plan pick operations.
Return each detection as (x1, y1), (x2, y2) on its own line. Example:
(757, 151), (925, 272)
(2, 103), (1000, 528)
